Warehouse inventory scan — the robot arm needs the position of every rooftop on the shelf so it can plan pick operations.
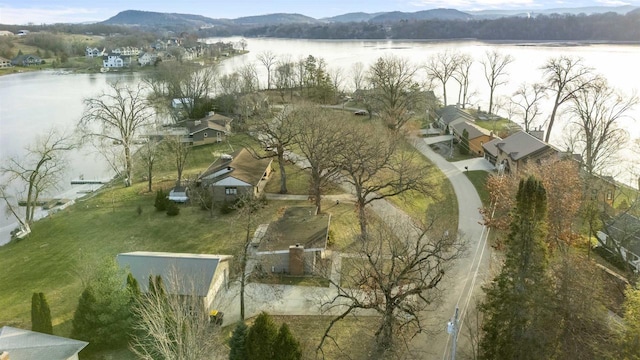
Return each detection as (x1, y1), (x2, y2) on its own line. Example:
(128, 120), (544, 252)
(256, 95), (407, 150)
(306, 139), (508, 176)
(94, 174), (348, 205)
(494, 130), (550, 161)
(0, 326), (88, 360)
(258, 206), (330, 252)
(200, 148), (272, 186)
(117, 252), (232, 297)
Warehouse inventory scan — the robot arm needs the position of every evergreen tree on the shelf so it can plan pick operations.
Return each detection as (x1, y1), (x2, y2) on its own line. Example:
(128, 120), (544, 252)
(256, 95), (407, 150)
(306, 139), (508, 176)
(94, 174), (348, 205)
(154, 189), (168, 211)
(31, 292), (53, 334)
(127, 272), (141, 299)
(229, 322), (249, 360)
(460, 128), (470, 155)
(71, 258), (132, 351)
(480, 176), (553, 360)
(273, 323), (302, 360)
(246, 312), (278, 359)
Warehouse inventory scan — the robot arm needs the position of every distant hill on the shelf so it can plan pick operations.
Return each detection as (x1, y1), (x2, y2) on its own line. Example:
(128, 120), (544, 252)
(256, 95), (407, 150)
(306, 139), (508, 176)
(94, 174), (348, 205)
(233, 13), (319, 25)
(370, 9), (472, 22)
(322, 12), (382, 23)
(102, 10), (228, 28)
(468, 5), (638, 19)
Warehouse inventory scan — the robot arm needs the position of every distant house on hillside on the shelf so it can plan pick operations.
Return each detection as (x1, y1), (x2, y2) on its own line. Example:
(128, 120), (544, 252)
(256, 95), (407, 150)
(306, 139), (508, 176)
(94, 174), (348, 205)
(138, 52), (157, 66)
(197, 148), (272, 202)
(0, 326), (88, 360)
(11, 54), (43, 66)
(117, 251), (232, 311)
(102, 53), (131, 68)
(85, 47), (104, 58)
(0, 57), (12, 68)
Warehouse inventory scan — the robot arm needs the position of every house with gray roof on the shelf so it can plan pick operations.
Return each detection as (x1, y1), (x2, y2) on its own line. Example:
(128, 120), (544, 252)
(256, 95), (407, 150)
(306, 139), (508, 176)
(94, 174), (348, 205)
(597, 213), (640, 273)
(435, 105), (475, 130)
(0, 326), (87, 360)
(483, 130), (557, 173)
(186, 112), (232, 145)
(198, 148), (272, 202)
(253, 206), (331, 276)
(117, 252), (232, 311)
(449, 119), (495, 156)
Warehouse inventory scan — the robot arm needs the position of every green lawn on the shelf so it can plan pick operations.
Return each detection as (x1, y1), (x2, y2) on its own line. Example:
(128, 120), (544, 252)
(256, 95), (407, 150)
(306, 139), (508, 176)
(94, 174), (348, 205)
(465, 170), (491, 206)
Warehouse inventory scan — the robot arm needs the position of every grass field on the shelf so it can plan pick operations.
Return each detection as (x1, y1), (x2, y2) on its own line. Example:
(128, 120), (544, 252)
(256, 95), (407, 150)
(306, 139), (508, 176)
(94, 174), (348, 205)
(465, 170), (491, 206)
(0, 128), (457, 359)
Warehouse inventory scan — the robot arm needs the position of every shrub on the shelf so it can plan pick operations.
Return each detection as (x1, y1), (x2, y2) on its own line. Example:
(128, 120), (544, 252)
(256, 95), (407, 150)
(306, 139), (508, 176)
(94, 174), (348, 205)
(31, 292), (53, 334)
(220, 199), (237, 214)
(154, 190), (168, 211)
(166, 201), (180, 216)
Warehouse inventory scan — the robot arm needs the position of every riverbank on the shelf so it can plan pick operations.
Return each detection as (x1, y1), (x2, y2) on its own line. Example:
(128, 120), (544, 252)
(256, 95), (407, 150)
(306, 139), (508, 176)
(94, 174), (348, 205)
(0, 182), (108, 246)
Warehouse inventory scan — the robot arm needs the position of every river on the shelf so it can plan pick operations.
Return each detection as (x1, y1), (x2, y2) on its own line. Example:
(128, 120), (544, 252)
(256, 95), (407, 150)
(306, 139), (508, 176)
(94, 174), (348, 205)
(1, 38), (639, 244)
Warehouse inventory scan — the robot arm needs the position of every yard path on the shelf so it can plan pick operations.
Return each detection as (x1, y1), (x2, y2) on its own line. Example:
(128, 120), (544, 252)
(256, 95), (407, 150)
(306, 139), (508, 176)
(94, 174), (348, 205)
(215, 132), (493, 359)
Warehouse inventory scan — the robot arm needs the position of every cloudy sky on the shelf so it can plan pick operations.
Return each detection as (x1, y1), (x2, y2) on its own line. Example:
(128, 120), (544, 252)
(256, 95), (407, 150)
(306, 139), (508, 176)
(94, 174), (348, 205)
(1, 0), (638, 25)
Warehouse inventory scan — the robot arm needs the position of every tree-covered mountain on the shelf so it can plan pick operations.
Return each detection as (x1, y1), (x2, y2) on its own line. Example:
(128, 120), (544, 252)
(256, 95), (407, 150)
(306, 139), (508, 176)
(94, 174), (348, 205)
(102, 10), (230, 27)
(233, 13), (319, 25)
(369, 9), (472, 22)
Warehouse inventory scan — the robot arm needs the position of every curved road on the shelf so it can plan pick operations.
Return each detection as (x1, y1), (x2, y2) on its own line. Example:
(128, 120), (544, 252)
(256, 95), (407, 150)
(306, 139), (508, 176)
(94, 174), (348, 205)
(409, 135), (492, 360)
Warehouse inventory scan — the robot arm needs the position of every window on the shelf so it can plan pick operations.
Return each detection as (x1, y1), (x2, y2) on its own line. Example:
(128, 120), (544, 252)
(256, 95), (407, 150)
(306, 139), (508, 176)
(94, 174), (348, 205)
(203, 132), (208, 138)
(606, 190), (613, 201)
(225, 187), (237, 195)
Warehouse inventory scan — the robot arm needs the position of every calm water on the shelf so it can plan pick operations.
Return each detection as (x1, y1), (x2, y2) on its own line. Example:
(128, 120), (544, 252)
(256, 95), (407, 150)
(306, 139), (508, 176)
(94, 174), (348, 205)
(1, 38), (639, 242)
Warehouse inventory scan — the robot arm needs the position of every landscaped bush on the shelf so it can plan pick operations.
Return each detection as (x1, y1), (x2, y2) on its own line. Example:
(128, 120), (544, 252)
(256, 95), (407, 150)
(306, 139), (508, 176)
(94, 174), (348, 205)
(220, 199), (238, 214)
(154, 190), (168, 211)
(166, 201), (180, 216)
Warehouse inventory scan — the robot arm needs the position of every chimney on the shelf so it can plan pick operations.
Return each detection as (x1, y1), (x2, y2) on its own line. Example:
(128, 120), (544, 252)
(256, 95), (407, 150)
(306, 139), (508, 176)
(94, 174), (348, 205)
(289, 244), (304, 276)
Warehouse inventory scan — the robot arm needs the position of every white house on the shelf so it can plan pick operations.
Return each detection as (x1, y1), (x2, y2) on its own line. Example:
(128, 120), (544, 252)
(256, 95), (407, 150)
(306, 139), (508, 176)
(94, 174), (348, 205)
(0, 57), (12, 68)
(102, 53), (131, 68)
(85, 47), (104, 58)
(138, 52), (157, 66)
(117, 252), (232, 311)
(0, 326), (88, 360)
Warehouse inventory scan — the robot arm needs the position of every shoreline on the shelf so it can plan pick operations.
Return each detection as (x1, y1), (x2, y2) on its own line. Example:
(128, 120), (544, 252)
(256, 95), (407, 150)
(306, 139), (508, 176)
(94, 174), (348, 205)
(0, 182), (107, 246)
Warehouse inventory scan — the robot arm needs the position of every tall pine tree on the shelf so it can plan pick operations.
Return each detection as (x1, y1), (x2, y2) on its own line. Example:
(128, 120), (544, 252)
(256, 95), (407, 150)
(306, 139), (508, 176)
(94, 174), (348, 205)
(71, 258), (132, 351)
(246, 312), (278, 359)
(273, 323), (302, 360)
(480, 176), (553, 360)
(229, 322), (249, 360)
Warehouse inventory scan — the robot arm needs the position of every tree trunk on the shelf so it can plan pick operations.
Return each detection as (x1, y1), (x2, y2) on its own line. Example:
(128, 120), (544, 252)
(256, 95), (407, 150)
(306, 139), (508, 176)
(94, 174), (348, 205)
(277, 151), (287, 194)
(124, 144), (133, 187)
(377, 309), (394, 352)
(147, 163), (153, 192)
(545, 94), (562, 143)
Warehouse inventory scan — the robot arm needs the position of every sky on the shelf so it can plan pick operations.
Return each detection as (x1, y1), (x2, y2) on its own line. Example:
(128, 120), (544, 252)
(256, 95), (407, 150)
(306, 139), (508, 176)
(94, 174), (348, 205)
(1, 0), (639, 25)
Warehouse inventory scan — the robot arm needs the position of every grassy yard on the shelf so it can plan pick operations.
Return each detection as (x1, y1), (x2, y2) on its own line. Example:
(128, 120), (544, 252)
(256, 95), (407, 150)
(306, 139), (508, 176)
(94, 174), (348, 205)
(465, 170), (491, 206)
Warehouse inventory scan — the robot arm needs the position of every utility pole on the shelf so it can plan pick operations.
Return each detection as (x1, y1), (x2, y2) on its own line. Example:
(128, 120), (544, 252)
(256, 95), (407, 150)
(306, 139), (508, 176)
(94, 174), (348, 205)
(447, 306), (459, 360)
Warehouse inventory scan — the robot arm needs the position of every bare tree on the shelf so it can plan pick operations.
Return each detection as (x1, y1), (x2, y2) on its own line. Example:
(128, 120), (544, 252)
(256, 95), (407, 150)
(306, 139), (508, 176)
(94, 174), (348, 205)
(0, 130), (74, 230)
(249, 106), (298, 194)
(511, 82), (547, 133)
(318, 216), (464, 356)
(139, 138), (162, 193)
(130, 271), (222, 360)
(328, 67), (344, 96)
(257, 50), (277, 90)
(541, 56), (595, 142)
(292, 106), (345, 213)
(80, 82), (155, 186)
(481, 50), (514, 114)
(238, 64), (259, 94)
(350, 61), (366, 93)
(147, 62), (217, 120)
(367, 55), (421, 130)
(452, 53), (473, 108)
(567, 79), (638, 177)
(274, 57), (295, 101)
(163, 135), (192, 188)
(338, 122), (432, 236)
(425, 50), (460, 107)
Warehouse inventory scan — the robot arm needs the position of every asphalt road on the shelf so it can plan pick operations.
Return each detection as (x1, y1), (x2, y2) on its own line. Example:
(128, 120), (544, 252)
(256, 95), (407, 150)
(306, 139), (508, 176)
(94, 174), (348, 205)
(409, 135), (493, 360)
